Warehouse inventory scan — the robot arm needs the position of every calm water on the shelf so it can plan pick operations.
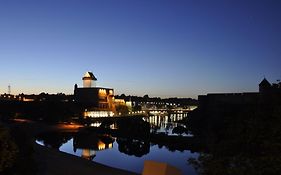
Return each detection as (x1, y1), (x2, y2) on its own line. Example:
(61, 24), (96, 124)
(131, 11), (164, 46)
(37, 114), (198, 175)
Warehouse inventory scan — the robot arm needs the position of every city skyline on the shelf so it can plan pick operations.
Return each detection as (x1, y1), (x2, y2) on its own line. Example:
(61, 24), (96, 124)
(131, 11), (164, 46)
(0, 0), (280, 98)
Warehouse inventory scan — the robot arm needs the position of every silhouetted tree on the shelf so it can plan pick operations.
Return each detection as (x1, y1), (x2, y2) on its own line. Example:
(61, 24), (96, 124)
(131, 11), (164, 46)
(117, 138), (150, 157)
(188, 102), (281, 175)
(172, 126), (187, 136)
(115, 105), (129, 115)
(0, 125), (18, 172)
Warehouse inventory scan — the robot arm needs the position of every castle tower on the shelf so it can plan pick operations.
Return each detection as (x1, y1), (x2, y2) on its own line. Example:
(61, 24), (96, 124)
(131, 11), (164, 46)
(82, 72), (97, 88)
(259, 78), (271, 93)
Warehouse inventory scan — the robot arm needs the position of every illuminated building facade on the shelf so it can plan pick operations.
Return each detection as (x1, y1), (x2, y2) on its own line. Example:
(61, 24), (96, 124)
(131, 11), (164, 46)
(74, 71), (115, 117)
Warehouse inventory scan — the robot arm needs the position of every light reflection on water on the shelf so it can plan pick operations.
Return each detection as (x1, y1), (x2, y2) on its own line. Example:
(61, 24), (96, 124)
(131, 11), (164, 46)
(36, 113), (198, 175)
(144, 113), (192, 136)
(37, 138), (198, 175)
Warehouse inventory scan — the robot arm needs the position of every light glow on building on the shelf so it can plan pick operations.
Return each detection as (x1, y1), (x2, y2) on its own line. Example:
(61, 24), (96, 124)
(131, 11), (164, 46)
(98, 89), (107, 97)
(84, 110), (114, 118)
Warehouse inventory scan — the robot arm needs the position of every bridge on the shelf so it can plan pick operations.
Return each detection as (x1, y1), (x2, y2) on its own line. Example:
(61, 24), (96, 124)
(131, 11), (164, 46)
(129, 106), (197, 116)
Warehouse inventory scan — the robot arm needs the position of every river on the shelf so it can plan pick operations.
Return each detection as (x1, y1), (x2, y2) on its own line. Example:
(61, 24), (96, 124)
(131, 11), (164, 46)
(36, 113), (198, 175)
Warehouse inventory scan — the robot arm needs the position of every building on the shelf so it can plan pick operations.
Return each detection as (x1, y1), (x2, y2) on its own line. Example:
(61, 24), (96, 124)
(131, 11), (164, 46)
(259, 78), (272, 93)
(74, 72), (115, 117)
(197, 78), (281, 111)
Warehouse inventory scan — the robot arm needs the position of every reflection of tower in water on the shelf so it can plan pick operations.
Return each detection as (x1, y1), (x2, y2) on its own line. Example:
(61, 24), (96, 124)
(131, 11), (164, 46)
(74, 133), (114, 161)
(81, 141), (113, 160)
(81, 149), (96, 160)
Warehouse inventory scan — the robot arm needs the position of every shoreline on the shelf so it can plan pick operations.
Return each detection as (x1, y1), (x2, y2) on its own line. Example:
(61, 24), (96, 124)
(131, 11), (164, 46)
(34, 142), (139, 175)
(6, 119), (140, 175)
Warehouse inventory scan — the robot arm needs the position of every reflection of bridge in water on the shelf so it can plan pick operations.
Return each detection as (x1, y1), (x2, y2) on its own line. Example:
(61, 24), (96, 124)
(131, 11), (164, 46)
(129, 106), (197, 117)
(145, 112), (188, 122)
(142, 112), (190, 137)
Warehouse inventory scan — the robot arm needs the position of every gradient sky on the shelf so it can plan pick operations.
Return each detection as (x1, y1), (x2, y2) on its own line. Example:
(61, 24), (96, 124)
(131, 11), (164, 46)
(0, 0), (280, 98)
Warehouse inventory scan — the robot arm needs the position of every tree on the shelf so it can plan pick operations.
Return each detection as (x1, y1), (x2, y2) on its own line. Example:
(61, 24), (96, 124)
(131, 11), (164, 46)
(0, 125), (18, 172)
(188, 104), (281, 175)
(172, 126), (187, 136)
(116, 105), (129, 115)
(143, 94), (149, 99)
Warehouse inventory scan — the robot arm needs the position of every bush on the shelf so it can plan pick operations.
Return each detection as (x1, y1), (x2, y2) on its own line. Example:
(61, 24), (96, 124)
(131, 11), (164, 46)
(0, 125), (18, 172)
(0, 124), (37, 175)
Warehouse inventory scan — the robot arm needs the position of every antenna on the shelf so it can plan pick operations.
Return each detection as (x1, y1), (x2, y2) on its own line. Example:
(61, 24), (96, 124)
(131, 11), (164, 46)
(8, 84), (11, 94)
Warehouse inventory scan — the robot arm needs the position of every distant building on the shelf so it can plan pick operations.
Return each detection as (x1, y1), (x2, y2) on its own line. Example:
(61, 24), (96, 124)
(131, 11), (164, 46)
(0, 94), (17, 101)
(198, 78), (281, 110)
(74, 71), (115, 117)
(259, 78), (271, 93)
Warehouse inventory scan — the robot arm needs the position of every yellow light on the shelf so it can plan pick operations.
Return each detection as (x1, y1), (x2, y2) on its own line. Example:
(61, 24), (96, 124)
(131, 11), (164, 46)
(84, 111), (115, 118)
(99, 89), (107, 96)
(109, 90), (113, 95)
(98, 141), (106, 150)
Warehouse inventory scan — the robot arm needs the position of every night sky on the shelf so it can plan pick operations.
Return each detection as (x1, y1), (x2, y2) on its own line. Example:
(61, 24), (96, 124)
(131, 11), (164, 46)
(0, 0), (280, 98)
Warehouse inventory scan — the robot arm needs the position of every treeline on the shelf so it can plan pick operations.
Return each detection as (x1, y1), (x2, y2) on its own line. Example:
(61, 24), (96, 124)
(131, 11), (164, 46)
(24, 92), (73, 102)
(0, 100), (82, 122)
(0, 124), (36, 175)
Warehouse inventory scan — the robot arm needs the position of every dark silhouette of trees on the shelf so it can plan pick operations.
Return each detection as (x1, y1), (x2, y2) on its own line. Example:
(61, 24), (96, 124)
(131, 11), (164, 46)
(0, 99), (82, 123)
(172, 126), (187, 136)
(117, 138), (150, 157)
(187, 98), (281, 175)
(116, 118), (150, 140)
(115, 104), (129, 115)
(0, 125), (37, 175)
(0, 125), (18, 172)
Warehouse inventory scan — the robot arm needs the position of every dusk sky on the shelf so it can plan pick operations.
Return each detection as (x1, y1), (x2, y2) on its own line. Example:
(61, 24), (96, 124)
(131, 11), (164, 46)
(0, 0), (280, 98)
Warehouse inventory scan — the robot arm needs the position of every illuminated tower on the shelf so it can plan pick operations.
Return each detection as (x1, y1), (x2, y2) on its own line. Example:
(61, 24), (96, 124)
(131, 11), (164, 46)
(82, 72), (97, 88)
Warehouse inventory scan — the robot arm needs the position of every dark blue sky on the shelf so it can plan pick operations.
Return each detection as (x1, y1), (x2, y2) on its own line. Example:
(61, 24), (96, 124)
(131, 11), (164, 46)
(0, 0), (280, 98)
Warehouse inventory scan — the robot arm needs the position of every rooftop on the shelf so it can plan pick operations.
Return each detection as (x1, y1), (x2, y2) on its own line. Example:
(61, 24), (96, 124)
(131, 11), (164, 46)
(83, 72), (97, 81)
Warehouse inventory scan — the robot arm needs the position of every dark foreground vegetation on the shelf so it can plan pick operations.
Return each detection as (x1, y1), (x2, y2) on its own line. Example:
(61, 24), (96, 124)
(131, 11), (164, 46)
(0, 100), (81, 122)
(0, 124), (36, 175)
(187, 96), (281, 175)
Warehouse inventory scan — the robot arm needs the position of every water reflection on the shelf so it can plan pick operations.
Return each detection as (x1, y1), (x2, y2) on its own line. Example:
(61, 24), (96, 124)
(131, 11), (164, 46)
(145, 113), (187, 126)
(36, 113), (198, 174)
(37, 132), (72, 149)
(36, 135), (198, 175)
(144, 113), (189, 136)
(117, 138), (150, 157)
(81, 149), (96, 160)
(73, 133), (114, 160)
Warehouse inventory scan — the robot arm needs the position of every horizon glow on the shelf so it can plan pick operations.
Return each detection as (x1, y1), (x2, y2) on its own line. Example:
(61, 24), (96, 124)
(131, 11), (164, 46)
(0, 0), (280, 98)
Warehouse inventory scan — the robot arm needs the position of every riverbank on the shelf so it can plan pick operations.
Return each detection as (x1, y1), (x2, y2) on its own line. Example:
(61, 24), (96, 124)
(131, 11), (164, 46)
(34, 143), (139, 175)
(5, 119), (140, 175)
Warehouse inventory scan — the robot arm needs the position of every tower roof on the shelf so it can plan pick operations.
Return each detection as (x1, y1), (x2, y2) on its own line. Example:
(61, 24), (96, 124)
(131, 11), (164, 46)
(82, 71), (97, 81)
(259, 78), (271, 87)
